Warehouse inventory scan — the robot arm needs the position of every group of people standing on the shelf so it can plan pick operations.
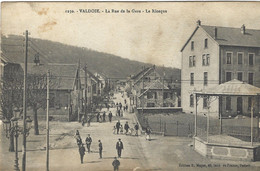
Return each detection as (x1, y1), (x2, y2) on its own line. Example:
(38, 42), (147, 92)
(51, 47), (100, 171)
(74, 130), (122, 171)
(114, 120), (140, 136)
(96, 111), (113, 123)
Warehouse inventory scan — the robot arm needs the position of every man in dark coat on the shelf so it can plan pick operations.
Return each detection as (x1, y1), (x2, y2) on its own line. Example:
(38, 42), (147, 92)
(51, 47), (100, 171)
(98, 140), (103, 159)
(112, 157), (120, 171)
(108, 111), (113, 122)
(103, 112), (106, 122)
(85, 134), (92, 153)
(116, 138), (124, 158)
(116, 120), (121, 134)
(124, 122), (129, 135)
(79, 144), (86, 164)
(119, 102), (122, 110)
(96, 112), (100, 122)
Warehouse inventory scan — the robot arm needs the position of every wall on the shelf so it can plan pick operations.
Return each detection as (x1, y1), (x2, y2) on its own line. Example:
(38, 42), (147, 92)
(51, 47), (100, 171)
(181, 26), (220, 116)
(220, 46), (260, 116)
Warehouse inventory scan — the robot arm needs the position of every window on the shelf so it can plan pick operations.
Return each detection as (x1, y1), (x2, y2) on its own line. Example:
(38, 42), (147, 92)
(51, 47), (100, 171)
(248, 97), (252, 110)
(147, 92), (153, 99)
(192, 56), (196, 66)
(190, 94), (194, 107)
(204, 39), (208, 48)
(204, 72), (208, 86)
(226, 72), (232, 82)
(202, 54), (210, 66)
(249, 53), (254, 65)
(191, 41), (194, 51)
(206, 54), (210, 65)
(190, 73), (194, 86)
(202, 54), (206, 66)
(237, 72), (243, 81)
(226, 97), (231, 110)
(226, 52), (232, 64)
(248, 73), (254, 85)
(189, 56), (192, 67)
(237, 53), (243, 64)
(154, 92), (157, 99)
(189, 56), (196, 67)
(147, 103), (155, 107)
(203, 96), (208, 109)
(163, 92), (168, 99)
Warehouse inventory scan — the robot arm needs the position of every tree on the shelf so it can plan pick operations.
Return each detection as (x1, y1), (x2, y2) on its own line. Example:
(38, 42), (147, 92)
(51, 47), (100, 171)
(0, 70), (23, 151)
(27, 73), (59, 135)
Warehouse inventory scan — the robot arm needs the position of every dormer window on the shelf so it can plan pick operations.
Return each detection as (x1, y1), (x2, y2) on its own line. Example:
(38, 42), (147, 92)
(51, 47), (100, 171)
(204, 39), (208, 48)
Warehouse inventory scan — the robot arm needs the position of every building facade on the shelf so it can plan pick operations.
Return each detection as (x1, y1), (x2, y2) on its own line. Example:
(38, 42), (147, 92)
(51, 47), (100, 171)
(181, 21), (260, 117)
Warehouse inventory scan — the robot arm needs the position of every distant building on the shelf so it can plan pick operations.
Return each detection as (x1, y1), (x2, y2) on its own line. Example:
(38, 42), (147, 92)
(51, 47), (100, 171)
(127, 66), (180, 110)
(181, 20), (260, 117)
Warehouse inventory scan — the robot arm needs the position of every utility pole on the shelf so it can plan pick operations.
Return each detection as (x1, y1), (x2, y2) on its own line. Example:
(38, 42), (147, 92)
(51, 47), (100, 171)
(142, 66), (144, 114)
(84, 64), (87, 117)
(46, 70), (50, 171)
(162, 66), (165, 107)
(22, 30), (28, 171)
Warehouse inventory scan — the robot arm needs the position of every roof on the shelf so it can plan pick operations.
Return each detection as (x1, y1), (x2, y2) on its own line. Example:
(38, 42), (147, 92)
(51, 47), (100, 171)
(0, 52), (15, 63)
(195, 79), (260, 96)
(131, 67), (152, 80)
(138, 79), (169, 98)
(181, 24), (260, 52)
(201, 25), (260, 47)
(21, 63), (79, 90)
(133, 66), (157, 85)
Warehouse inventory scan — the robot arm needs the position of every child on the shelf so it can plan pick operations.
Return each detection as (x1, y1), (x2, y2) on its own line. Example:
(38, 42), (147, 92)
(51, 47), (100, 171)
(113, 126), (116, 134)
(120, 125), (123, 134)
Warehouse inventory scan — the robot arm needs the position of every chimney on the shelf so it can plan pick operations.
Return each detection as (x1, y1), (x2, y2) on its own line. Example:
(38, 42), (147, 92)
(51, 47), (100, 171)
(214, 27), (218, 39)
(197, 20), (201, 26)
(241, 24), (246, 34)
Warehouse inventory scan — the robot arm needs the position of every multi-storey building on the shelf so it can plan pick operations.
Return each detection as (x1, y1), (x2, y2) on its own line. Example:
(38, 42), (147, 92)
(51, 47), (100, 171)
(181, 21), (260, 117)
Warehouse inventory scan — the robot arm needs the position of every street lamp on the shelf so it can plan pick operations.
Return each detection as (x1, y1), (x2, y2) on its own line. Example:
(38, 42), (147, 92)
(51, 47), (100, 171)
(2, 116), (32, 171)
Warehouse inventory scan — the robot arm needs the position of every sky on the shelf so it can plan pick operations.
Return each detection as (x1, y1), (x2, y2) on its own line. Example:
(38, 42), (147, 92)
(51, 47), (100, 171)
(2, 2), (260, 68)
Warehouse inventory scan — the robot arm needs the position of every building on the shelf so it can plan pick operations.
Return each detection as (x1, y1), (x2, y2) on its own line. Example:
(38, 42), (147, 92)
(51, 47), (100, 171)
(127, 66), (180, 110)
(80, 68), (103, 112)
(23, 63), (81, 121)
(181, 20), (260, 117)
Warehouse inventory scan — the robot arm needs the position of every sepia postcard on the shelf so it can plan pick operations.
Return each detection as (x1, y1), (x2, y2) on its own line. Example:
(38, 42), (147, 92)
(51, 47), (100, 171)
(1, 1), (260, 171)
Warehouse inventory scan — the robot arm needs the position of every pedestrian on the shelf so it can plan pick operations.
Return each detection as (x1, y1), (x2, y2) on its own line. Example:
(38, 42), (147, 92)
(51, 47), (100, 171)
(99, 115), (102, 123)
(116, 138), (124, 158)
(120, 125), (123, 134)
(116, 120), (121, 134)
(81, 115), (85, 126)
(74, 130), (82, 148)
(107, 104), (110, 111)
(113, 126), (116, 134)
(124, 122), (129, 135)
(117, 109), (120, 117)
(134, 123), (139, 136)
(120, 109), (123, 117)
(103, 111), (106, 122)
(85, 134), (92, 153)
(145, 127), (152, 141)
(87, 115), (90, 127)
(124, 99), (126, 104)
(79, 144), (86, 164)
(112, 157), (120, 171)
(116, 102), (119, 111)
(96, 112), (100, 122)
(108, 111), (113, 122)
(119, 102), (122, 110)
(126, 105), (128, 111)
(98, 140), (103, 159)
